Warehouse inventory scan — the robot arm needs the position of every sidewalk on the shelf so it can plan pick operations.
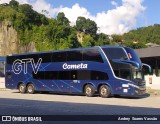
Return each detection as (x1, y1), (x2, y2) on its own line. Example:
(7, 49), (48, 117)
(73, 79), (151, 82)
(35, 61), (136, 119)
(146, 87), (160, 96)
(0, 82), (5, 88)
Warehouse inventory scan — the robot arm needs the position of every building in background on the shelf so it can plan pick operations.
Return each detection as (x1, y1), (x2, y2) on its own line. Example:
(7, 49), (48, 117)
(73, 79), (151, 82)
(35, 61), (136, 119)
(135, 47), (160, 89)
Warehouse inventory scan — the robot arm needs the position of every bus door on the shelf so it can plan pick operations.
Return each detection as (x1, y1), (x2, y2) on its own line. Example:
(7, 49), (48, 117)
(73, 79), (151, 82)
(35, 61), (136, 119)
(69, 71), (82, 93)
(56, 71), (71, 92)
(113, 69), (132, 94)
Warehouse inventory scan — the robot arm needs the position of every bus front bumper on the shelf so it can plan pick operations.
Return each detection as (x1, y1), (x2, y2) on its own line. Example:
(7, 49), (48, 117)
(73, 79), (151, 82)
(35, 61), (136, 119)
(135, 87), (146, 95)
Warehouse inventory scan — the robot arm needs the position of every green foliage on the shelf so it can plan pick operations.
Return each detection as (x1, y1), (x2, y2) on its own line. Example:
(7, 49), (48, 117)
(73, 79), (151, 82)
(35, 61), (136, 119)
(0, 0), (108, 52)
(76, 16), (97, 37)
(57, 12), (70, 26)
(82, 34), (94, 47)
(9, 0), (19, 9)
(123, 24), (160, 46)
(123, 41), (147, 49)
(1, 0), (159, 52)
(95, 33), (110, 46)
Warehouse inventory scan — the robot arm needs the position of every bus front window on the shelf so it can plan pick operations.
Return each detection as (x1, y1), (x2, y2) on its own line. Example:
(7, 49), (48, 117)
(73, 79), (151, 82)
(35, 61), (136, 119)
(133, 70), (144, 81)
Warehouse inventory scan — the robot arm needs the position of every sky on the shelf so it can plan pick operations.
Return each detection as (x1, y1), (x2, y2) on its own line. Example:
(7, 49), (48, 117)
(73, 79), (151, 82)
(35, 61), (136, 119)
(0, 0), (160, 35)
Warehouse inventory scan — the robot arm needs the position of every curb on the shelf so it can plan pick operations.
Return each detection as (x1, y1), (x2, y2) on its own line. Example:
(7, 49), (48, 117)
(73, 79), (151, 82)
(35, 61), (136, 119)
(0, 88), (11, 91)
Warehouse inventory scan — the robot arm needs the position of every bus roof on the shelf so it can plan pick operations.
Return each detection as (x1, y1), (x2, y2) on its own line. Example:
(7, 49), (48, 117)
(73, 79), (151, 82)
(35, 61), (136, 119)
(8, 45), (126, 56)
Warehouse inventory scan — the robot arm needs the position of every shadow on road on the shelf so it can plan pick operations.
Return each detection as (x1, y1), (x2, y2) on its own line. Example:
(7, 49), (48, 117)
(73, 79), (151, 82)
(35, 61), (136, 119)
(11, 90), (150, 99)
(0, 96), (159, 124)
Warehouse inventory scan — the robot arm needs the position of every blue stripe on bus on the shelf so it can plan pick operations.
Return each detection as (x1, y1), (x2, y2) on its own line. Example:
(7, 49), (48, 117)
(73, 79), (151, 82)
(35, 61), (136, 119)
(51, 80), (62, 91)
(60, 80), (81, 92)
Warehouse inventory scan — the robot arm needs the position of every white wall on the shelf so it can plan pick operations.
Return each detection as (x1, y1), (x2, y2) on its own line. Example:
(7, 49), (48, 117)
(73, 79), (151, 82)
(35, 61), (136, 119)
(145, 75), (160, 89)
(0, 77), (5, 88)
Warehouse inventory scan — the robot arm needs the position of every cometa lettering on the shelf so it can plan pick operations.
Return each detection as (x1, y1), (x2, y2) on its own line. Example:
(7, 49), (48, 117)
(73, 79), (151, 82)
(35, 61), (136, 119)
(63, 63), (88, 69)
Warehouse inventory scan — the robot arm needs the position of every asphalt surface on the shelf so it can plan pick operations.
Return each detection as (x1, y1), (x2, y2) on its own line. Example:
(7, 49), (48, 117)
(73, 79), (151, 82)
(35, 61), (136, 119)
(0, 90), (160, 124)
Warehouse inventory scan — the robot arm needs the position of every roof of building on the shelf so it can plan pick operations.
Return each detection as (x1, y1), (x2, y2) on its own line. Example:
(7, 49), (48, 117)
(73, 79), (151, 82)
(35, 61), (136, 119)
(135, 47), (160, 58)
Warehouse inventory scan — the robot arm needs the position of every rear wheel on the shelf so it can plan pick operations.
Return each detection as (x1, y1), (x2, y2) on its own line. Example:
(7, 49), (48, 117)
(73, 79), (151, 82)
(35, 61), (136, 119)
(84, 84), (95, 97)
(99, 85), (111, 98)
(26, 84), (35, 94)
(18, 83), (26, 93)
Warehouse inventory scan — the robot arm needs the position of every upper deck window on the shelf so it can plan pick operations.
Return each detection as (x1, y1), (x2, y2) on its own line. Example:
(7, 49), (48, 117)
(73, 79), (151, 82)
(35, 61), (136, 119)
(102, 48), (128, 60)
(82, 49), (103, 63)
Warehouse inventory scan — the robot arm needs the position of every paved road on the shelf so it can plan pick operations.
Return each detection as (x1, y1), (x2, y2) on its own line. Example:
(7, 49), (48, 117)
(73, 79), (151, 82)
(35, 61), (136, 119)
(0, 90), (160, 123)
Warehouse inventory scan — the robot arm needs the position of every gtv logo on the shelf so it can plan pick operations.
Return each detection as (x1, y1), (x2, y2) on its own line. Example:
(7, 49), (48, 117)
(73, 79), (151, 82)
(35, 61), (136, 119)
(12, 58), (42, 74)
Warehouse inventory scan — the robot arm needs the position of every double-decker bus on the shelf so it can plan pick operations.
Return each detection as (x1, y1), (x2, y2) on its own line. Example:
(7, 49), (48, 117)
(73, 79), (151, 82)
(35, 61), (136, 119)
(5, 46), (150, 98)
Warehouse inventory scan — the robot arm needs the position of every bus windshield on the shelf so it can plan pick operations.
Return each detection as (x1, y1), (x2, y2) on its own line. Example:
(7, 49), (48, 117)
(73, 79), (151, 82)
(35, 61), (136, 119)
(133, 69), (144, 80)
(114, 68), (144, 81)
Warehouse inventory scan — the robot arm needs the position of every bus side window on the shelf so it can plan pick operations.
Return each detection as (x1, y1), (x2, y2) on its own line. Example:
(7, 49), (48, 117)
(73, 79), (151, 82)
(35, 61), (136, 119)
(91, 71), (109, 80)
(67, 51), (83, 61)
(26, 54), (39, 62)
(120, 69), (131, 80)
(58, 71), (70, 80)
(70, 71), (77, 80)
(39, 53), (52, 63)
(33, 71), (45, 79)
(83, 49), (103, 63)
(45, 71), (58, 80)
(53, 52), (67, 62)
(114, 70), (120, 77)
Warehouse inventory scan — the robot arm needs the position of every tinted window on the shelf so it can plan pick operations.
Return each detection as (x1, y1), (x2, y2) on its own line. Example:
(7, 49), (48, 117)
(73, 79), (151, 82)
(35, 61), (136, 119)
(33, 70), (108, 80)
(33, 71), (44, 79)
(58, 71), (70, 80)
(77, 70), (91, 80)
(26, 54), (39, 62)
(7, 55), (26, 64)
(77, 70), (109, 80)
(83, 49), (103, 63)
(39, 53), (52, 63)
(45, 71), (58, 80)
(70, 70), (77, 80)
(7, 56), (16, 64)
(67, 51), (83, 61)
(120, 69), (131, 80)
(53, 52), (67, 62)
(103, 48), (128, 60)
(113, 69), (131, 80)
(91, 71), (109, 80)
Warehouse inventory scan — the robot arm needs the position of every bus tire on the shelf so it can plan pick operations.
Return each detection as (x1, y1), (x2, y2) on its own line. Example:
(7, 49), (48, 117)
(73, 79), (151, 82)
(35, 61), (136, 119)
(99, 85), (111, 98)
(26, 84), (35, 94)
(18, 83), (26, 93)
(84, 84), (95, 97)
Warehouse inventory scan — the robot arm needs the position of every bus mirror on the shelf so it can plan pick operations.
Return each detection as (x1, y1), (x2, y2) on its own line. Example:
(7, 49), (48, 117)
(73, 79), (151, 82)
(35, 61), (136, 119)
(142, 63), (152, 75)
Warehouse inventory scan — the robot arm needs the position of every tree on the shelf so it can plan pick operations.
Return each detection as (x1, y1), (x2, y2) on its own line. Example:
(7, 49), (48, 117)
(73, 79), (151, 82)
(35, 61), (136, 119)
(76, 17), (86, 32)
(9, 0), (19, 9)
(18, 4), (35, 23)
(95, 33), (110, 46)
(85, 18), (97, 37)
(111, 34), (123, 44)
(123, 41), (147, 49)
(82, 34), (94, 47)
(76, 16), (97, 37)
(57, 12), (70, 26)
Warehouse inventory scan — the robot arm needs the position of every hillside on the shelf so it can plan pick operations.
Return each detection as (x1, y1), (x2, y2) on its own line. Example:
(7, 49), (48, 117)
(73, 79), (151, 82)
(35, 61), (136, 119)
(0, 0), (160, 55)
(0, 0), (111, 55)
(122, 24), (160, 48)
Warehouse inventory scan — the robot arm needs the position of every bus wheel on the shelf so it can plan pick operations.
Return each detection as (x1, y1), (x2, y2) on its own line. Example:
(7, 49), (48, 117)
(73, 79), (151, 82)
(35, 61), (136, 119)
(99, 85), (111, 98)
(18, 83), (26, 93)
(84, 84), (95, 97)
(26, 84), (35, 94)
